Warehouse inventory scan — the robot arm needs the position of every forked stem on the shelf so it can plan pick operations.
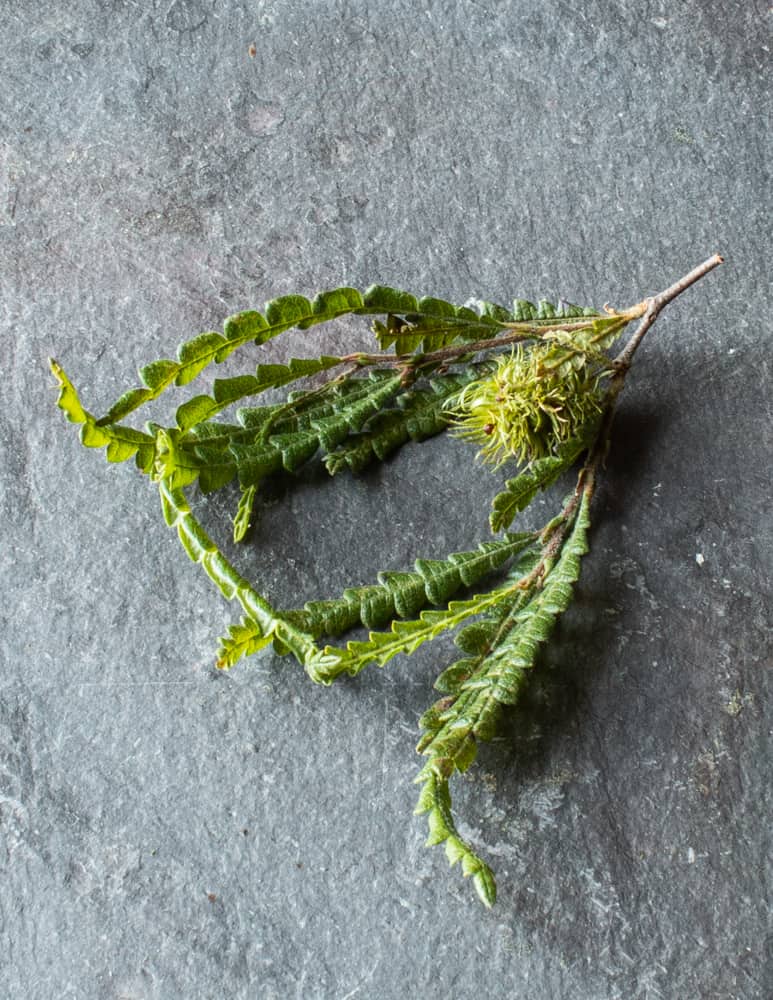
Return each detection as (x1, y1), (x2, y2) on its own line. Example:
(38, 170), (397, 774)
(614, 253), (724, 370)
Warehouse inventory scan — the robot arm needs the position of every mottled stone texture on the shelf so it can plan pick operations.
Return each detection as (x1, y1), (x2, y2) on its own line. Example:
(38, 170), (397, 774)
(1, 2), (770, 998)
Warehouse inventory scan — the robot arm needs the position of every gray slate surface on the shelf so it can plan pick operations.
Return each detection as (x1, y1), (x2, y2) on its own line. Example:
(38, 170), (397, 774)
(1, 2), (771, 998)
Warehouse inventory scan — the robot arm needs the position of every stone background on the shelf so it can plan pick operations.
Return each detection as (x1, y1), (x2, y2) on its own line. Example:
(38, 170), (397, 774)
(1, 2), (770, 998)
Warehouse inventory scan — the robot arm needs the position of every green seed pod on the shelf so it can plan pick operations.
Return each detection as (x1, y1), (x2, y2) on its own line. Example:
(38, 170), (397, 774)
(445, 344), (604, 467)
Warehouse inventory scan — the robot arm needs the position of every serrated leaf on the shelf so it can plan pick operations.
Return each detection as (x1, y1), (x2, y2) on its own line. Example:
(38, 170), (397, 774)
(273, 431), (320, 472)
(415, 559), (463, 605)
(303, 286), (364, 325)
(175, 332), (228, 385)
(236, 405), (279, 431)
(97, 387), (154, 425)
(230, 441), (283, 486)
(216, 616), (272, 669)
(512, 298), (539, 321)
(376, 296), (508, 353)
(51, 360), (154, 466)
(158, 481), (319, 669)
(537, 298), (557, 320)
(317, 586), (515, 682)
(50, 359), (88, 424)
(90, 284), (603, 429)
(414, 770), (497, 906)
(324, 366), (489, 476)
(254, 355), (342, 392)
(413, 493), (592, 907)
(489, 435), (590, 533)
(481, 301), (512, 323)
(93, 287), (368, 425)
(286, 533), (534, 642)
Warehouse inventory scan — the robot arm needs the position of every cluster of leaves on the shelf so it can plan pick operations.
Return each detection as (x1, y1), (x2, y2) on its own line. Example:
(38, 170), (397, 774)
(51, 283), (634, 907)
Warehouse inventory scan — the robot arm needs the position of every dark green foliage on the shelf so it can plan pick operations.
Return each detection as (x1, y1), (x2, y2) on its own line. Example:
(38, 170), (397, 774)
(412, 496), (590, 904)
(489, 431), (594, 532)
(324, 366), (493, 475)
(373, 294), (600, 354)
(50, 284), (615, 907)
(52, 262), (714, 906)
(282, 532), (536, 641)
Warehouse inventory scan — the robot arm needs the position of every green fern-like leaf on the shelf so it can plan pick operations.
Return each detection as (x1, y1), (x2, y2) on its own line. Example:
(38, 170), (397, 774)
(96, 283), (581, 428)
(282, 532), (536, 639)
(96, 288), (368, 426)
(50, 360), (155, 470)
(216, 616), (273, 669)
(374, 295), (600, 354)
(147, 371), (409, 496)
(489, 431), (594, 533)
(414, 488), (592, 900)
(228, 373), (405, 488)
(157, 479), (334, 672)
(324, 366), (492, 475)
(313, 577), (533, 684)
(414, 769), (497, 907)
(176, 355), (344, 432)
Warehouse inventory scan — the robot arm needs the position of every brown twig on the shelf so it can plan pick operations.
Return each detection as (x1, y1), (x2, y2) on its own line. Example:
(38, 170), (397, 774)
(341, 314), (636, 372)
(613, 253), (724, 371)
(341, 254), (724, 382)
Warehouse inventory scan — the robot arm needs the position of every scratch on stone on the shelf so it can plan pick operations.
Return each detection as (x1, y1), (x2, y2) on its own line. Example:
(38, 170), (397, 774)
(76, 680), (198, 687)
(337, 959), (380, 1000)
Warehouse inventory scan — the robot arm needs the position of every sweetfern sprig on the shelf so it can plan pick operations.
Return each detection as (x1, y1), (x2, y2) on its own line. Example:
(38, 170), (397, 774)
(51, 256), (722, 906)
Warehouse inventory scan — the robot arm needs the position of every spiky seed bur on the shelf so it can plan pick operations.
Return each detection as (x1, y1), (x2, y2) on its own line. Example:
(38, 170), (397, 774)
(444, 345), (605, 467)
